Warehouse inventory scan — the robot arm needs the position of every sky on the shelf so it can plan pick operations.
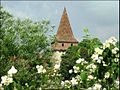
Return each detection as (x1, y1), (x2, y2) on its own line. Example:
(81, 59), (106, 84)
(1, 1), (119, 42)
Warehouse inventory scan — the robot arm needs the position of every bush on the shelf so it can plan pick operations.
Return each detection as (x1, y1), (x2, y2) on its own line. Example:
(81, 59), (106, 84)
(60, 37), (119, 90)
(60, 38), (102, 80)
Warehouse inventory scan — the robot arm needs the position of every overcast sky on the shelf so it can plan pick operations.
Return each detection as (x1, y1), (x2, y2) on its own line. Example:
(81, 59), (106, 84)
(1, 1), (119, 42)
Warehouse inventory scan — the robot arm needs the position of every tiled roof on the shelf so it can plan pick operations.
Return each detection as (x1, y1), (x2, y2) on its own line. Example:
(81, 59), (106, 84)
(56, 7), (78, 43)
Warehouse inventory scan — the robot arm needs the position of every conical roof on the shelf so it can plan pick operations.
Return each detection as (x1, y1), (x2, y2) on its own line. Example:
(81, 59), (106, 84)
(56, 7), (78, 43)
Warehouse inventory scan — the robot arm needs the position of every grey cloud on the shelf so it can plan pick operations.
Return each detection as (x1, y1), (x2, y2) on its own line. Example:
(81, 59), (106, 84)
(1, 1), (119, 42)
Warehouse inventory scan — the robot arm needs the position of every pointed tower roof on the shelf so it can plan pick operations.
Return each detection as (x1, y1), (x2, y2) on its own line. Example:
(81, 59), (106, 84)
(56, 7), (78, 43)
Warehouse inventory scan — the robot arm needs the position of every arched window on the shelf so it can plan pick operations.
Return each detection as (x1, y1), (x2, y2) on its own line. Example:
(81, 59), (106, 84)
(71, 43), (73, 46)
(62, 43), (64, 47)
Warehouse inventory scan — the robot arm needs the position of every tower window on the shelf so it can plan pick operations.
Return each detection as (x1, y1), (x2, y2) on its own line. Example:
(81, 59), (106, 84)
(62, 43), (64, 47)
(71, 43), (73, 46)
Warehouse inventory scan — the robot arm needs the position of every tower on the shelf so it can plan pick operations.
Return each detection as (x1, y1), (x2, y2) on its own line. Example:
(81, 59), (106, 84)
(52, 7), (78, 51)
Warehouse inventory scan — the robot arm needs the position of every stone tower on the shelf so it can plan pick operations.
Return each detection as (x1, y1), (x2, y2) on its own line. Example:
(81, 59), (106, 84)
(52, 7), (78, 51)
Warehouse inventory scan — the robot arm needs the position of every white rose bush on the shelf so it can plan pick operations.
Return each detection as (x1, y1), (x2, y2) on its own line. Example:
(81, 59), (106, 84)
(0, 66), (17, 90)
(1, 37), (118, 90)
(60, 36), (119, 90)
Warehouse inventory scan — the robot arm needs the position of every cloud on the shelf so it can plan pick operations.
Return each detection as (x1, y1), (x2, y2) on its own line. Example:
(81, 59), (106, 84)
(1, 1), (119, 42)
(1, 1), (32, 19)
(8, 8), (29, 19)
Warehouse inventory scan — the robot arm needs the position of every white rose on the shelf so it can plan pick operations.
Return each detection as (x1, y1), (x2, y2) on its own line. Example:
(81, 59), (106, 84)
(104, 72), (110, 78)
(75, 75), (81, 81)
(73, 66), (79, 70)
(74, 70), (78, 73)
(114, 58), (119, 62)
(81, 70), (83, 72)
(95, 48), (103, 55)
(103, 88), (107, 90)
(91, 53), (99, 60)
(103, 41), (110, 48)
(38, 87), (42, 90)
(97, 59), (101, 63)
(112, 47), (119, 54)
(84, 61), (88, 64)
(75, 67), (79, 71)
(73, 66), (79, 73)
(0, 83), (4, 90)
(88, 75), (94, 80)
(36, 65), (40, 69)
(86, 65), (90, 69)
(76, 58), (84, 64)
(7, 77), (13, 83)
(69, 69), (73, 74)
(115, 79), (119, 87)
(108, 36), (117, 45)
(25, 83), (29, 87)
(36, 65), (46, 73)
(42, 69), (46, 73)
(54, 64), (60, 69)
(102, 61), (108, 66)
(1, 75), (8, 84)
(112, 49), (117, 54)
(93, 83), (102, 90)
(71, 77), (78, 86)
(114, 47), (119, 51)
(8, 66), (17, 75)
(1, 75), (13, 86)
(81, 62), (84, 65)
(103, 63), (108, 66)
(87, 87), (93, 90)
(76, 59), (81, 64)
(37, 68), (43, 73)
(99, 56), (103, 60)
(92, 64), (97, 69)
(39, 65), (43, 70)
(61, 81), (65, 86)
(37, 66), (43, 73)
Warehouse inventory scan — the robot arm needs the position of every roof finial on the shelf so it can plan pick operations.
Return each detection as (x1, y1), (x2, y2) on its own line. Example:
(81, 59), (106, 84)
(64, 7), (67, 13)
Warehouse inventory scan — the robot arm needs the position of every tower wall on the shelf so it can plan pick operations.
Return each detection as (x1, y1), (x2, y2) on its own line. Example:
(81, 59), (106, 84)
(52, 42), (78, 51)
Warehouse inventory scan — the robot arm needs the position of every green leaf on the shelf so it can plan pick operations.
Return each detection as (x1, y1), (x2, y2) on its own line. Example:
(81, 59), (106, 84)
(80, 71), (88, 81)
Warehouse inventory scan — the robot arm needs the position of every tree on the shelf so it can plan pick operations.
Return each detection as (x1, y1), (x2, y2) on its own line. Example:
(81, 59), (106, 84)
(0, 6), (54, 78)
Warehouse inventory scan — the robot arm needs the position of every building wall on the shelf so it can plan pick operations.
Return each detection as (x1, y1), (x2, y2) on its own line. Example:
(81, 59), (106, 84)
(52, 42), (78, 51)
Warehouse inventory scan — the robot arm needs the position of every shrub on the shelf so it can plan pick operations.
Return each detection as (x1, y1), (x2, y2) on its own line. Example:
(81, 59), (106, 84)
(61, 37), (119, 90)
(60, 37), (102, 80)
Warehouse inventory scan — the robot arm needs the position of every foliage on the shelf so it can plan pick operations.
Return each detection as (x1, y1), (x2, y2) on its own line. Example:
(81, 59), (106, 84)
(1, 36), (119, 90)
(0, 6), (54, 89)
(83, 27), (91, 39)
(1, 18), (53, 59)
(61, 37), (119, 90)
(60, 30), (102, 80)
(60, 46), (80, 80)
